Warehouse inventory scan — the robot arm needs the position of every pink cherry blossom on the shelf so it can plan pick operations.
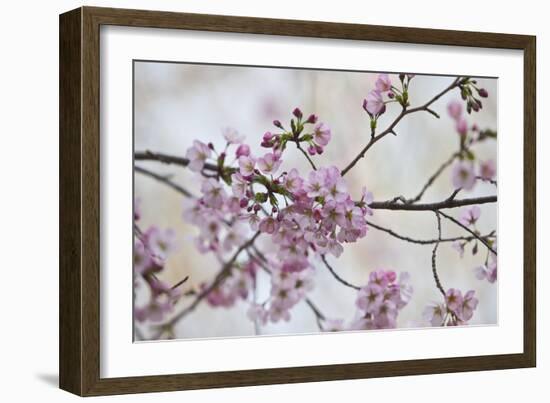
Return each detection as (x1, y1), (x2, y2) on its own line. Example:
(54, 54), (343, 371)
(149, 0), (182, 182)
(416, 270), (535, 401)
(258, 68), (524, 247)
(247, 303), (268, 325)
(238, 155), (256, 176)
(145, 226), (178, 261)
(222, 127), (245, 144)
(456, 118), (468, 136)
(364, 90), (385, 116)
(479, 159), (496, 180)
(423, 303), (446, 326)
(459, 205), (481, 226)
(231, 172), (248, 198)
(447, 100), (463, 120)
(461, 290), (479, 321)
(259, 216), (280, 234)
(451, 161), (476, 190)
(185, 140), (211, 172)
(257, 153), (282, 175)
(375, 73), (392, 92)
(201, 178), (226, 208)
(283, 168), (304, 194)
(356, 283), (384, 313)
(474, 260), (497, 284)
(312, 122), (331, 146)
(445, 288), (464, 313)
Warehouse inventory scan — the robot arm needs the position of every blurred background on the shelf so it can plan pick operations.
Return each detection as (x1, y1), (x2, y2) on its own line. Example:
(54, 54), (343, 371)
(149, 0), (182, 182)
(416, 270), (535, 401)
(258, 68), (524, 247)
(133, 61), (497, 340)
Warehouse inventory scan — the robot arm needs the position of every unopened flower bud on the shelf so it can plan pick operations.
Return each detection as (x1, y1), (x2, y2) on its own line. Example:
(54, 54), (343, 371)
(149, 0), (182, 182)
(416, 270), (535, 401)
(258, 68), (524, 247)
(306, 114), (318, 124)
(235, 144), (250, 157)
(478, 88), (488, 98)
(273, 119), (283, 129)
(292, 107), (303, 119)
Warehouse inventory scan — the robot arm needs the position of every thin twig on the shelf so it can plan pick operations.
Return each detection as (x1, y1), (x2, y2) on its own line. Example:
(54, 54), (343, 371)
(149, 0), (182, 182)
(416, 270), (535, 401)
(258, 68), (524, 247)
(134, 165), (194, 198)
(321, 255), (361, 290)
(295, 141), (317, 170)
(408, 153), (460, 203)
(438, 211), (497, 255)
(431, 211), (446, 297)
(366, 219), (495, 245)
(341, 77), (461, 176)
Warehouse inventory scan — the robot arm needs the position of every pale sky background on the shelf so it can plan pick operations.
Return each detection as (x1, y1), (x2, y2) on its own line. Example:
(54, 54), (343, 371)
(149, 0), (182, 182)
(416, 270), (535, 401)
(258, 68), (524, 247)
(133, 61), (498, 340)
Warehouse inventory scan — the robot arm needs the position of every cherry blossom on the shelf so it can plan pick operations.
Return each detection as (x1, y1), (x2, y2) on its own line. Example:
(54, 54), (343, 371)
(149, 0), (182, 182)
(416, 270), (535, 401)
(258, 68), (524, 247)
(451, 161), (476, 190)
(185, 140), (211, 172)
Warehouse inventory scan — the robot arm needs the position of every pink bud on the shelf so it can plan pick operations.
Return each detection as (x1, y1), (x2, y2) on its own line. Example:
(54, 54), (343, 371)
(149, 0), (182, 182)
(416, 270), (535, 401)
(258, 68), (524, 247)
(307, 145), (317, 156)
(273, 120), (283, 129)
(235, 144), (250, 157)
(292, 107), (303, 119)
(306, 114), (318, 124)
(478, 88), (488, 98)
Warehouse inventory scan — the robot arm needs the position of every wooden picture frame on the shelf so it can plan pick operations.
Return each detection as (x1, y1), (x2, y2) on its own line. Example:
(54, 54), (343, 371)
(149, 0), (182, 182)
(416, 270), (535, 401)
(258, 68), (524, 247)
(59, 6), (536, 396)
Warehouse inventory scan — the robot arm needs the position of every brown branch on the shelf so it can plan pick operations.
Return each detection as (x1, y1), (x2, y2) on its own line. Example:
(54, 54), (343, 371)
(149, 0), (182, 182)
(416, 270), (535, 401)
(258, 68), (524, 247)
(369, 195), (496, 211)
(366, 219), (495, 245)
(134, 165), (195, 198)
(295, 141), (317, 170)
(341, 77), (461, 176)
(161, 231), (261, 329)
(407, 152), (460, 204)
(135, 150), (219, 172)
(438, 211), (497, 255)
(431, 211), (446, 297)
(321, 255), (361, 290)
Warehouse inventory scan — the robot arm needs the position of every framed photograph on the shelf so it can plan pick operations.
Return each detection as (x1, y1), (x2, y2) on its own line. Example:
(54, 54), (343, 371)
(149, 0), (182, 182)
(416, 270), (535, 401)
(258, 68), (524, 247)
(59, 6), (536, 396)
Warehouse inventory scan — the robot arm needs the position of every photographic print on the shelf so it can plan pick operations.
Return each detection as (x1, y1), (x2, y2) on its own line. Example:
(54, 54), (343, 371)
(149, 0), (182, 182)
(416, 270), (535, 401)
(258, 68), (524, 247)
(133, 61), (498, 341)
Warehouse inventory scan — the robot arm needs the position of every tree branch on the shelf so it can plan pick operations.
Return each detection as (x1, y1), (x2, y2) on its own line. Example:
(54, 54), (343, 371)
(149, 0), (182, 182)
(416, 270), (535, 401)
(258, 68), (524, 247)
(407, 152), (459, 204)
(161, 231), (261, 329)
(135, 165), (195, 198)
(369, 195), (496, 211)
(431, 211), (446, 297)
(341, 77), (461, 176)
(438, 210), (497, 255)
(295, 141), (317, 170)
(321, 255), (361, 291)
(366, 219), (495, 245)
(135, 150), (219, 172)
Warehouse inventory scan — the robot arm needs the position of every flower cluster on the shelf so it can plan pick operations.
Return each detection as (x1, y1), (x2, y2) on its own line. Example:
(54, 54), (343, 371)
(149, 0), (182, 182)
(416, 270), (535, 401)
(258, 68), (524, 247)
(447, 99), (497, 191)
(248, 262), (315, 324)
(179, 110), (376, 327)
(423, 288), (479, 326)
(204, 260), (257, 307)
(354, 270), (413, 329)
(265, 107), (332, 155)
(457, 78), (489, 114)
(322, 270), (413, 332)
(363, 73), (415, 117)
(133, 211), (181, 322)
